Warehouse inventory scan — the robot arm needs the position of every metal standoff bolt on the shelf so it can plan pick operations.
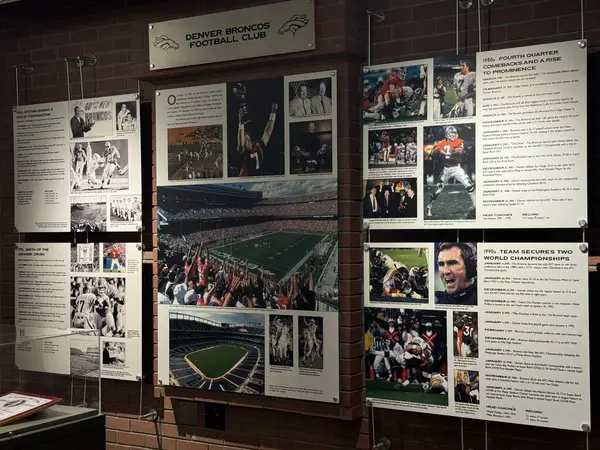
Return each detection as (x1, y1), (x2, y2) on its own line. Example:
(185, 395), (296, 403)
(308, 43), (313, 48)
(579, 243), (588, 253)
(149, 24), (154, 30)
(13, 227), (18, 233)
(133, 93), (139, 100)
(330, 71), (336, 77)
(578, 40), (587, 49)
(363, 243), (370, 251)
(372, 437), (391, 450)
(158, 378), (163, 385)
(363, 66), (370, 74)
(332, 396), (338, 402)
(578, 218), (587, 228)
(14, 244), (19, 250)
(582, 424), (591, 432)
(156, 91), (161, 96)
(150, 63), (155, 69)
(12, 106), (16, 112)
(363, 221), (370, 231)
(366, 399), (373, 407)
(136, 374), (142, 382)
(136, 244), (142, 251)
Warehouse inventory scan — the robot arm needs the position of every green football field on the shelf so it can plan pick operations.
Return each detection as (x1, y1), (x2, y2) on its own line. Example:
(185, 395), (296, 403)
(367, 380), (448, 406)
(186, 345), (247, 378)
(379, 248), (428, 268)
(212, 231), (326, 279)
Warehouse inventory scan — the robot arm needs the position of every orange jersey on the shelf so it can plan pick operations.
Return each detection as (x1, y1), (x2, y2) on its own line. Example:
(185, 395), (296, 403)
(433, 138), (464, 167)
(380, 72), (404, 98)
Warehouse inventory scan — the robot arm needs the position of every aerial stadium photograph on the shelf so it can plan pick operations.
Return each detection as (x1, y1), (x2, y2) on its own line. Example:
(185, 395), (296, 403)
(169, 309), (265, 394)
(157, 179), (339, 312)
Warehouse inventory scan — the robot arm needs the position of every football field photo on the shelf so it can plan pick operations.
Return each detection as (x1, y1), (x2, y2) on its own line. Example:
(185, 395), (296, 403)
(169, 310), (265, 394)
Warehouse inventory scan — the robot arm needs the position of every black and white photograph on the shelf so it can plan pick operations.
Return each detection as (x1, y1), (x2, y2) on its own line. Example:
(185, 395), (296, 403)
(362, 64), (427, 123)
(116, 101), (137, 131)
(433, 56), (476, 120)
(269, 315), (293, 367)
(69, 98), (113, 139)
(423, 124), (476, 221)
(366, 127), (417, 169)
(288, 77), (333, 117)
(71, 196), (107, 232)
(298, 316), (323, 369)
(453, 311), (478, 358)
(368, 247), (428, 303)
(434, 242), (477, 306)
(226, 77), (285, 178)
(167, 125), (223, 181)
(363, 179), (417, 219)
(454, 370), (480, 404)
(70, 276), (126, 337)
(110, 195), (141, 226)
(70, 139), (129, 193)
(365, 308), (448, 406)
(71, 242), (100, 273)
(289, 120), (333, 174)
(102, 341), (126, 368)
(70, 339), (100, 377)
(169, 309), (265, 395)
(103, 243), (126, 273)
(157, 179), (338, 312)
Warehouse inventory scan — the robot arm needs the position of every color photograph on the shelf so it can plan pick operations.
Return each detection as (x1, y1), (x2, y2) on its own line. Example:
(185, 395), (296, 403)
(167, 125), (223, 181)
(368, 247), (428, 303)
(103, 243), (126, 273)
(365, 308), (448, 406)
(454, 370), (480, 404)
(423, 123), (476, 221)
(453, 312), (478, 358)
(226, 77), (285, 178)
(169, 310), (265, 395)
(433, 56), (476, 119)
(434, 242), (477, 306)
(366, 127), (417, 169)
(363, 64), (427, 123)
(157, 179), (339, 312)
(363, 179), (417, 219)
(289, 119), (333, 174)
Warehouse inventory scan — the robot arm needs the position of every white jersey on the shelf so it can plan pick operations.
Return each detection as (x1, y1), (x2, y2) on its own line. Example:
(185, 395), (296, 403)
(406, 142), (417, 154)
(453, 71), (476, 100)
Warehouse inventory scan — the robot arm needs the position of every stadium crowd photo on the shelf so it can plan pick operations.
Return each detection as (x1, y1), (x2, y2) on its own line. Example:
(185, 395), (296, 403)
(157, 180), (339, 312)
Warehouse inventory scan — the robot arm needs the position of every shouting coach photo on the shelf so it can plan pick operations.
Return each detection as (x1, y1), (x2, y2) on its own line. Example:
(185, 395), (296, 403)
(435, 242), (477, 306)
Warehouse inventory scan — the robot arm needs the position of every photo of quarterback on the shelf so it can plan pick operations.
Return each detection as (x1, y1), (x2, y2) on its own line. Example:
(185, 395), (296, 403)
(362, 64), (427, 123)
(368, 247), (429, 304)
(70, 139), (129, 193)
(423, 124), (476, 221)
(433, 56), (476, 119)
(226, 77), (285, 178)
(453, 312), (478, 358)
(365, 308), (448, 406)
(70, 277), (126, 338)
(366, 127), (417, 169)
(434, 242), (478, 306)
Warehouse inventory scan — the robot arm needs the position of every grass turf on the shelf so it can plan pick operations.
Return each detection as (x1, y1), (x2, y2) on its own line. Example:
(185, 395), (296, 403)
(211, 231), (325, 280)
(379, 248), (428, 268)
(186, 345), (247, 379)
(367, 379), (449, 406)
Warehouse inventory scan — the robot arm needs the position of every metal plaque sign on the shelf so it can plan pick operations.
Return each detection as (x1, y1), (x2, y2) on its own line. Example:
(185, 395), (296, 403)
(148, 0), (315, 70)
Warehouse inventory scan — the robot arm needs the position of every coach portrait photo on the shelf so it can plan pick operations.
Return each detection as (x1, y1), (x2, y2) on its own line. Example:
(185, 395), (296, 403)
(435, 242), (477, 305)
(71, 106), (94, 138)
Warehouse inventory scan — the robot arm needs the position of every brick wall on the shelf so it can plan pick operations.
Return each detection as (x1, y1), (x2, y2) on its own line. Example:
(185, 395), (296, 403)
(0, 0), (597, 449)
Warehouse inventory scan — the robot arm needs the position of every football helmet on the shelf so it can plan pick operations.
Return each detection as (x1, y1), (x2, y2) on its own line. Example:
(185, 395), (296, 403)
(445, 126), (458, 141)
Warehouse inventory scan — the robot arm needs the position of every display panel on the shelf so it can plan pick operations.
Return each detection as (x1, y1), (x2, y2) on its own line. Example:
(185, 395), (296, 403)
(15, 242), (143, 381)
(364, 242), (590, 431)
(362, 40), (587, 229)
(155, 70), (340, 403)
(14, 94), (142, 233)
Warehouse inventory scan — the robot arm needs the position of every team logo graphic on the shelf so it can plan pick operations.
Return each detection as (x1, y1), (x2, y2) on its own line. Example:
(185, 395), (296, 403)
(278, 13), (310, 36)
(153, 35), (180, 51)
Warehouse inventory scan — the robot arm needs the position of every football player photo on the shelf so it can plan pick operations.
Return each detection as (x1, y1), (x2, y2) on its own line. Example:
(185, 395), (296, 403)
(434, 242), (477, 306)
(433, 56), (476, 120)
(365, 308), (448, 406)
(298, 316), (324, 369)
(453, 311), (478, 358)
(362, 64), (427, 123)
(423, 124), (476, 221)
(269, 315), (293, 367)
(289, 120), (333, 174)
(366, 127), (417, 169)
(368, 247), (428, 303)
(454, 370), (480, 404)
(167, 125), (223, 181)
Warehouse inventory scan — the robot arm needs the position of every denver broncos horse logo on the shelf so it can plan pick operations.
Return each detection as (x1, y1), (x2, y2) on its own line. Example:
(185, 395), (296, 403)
(278, 14), (310, 36)
(153, 35), (180, 51)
